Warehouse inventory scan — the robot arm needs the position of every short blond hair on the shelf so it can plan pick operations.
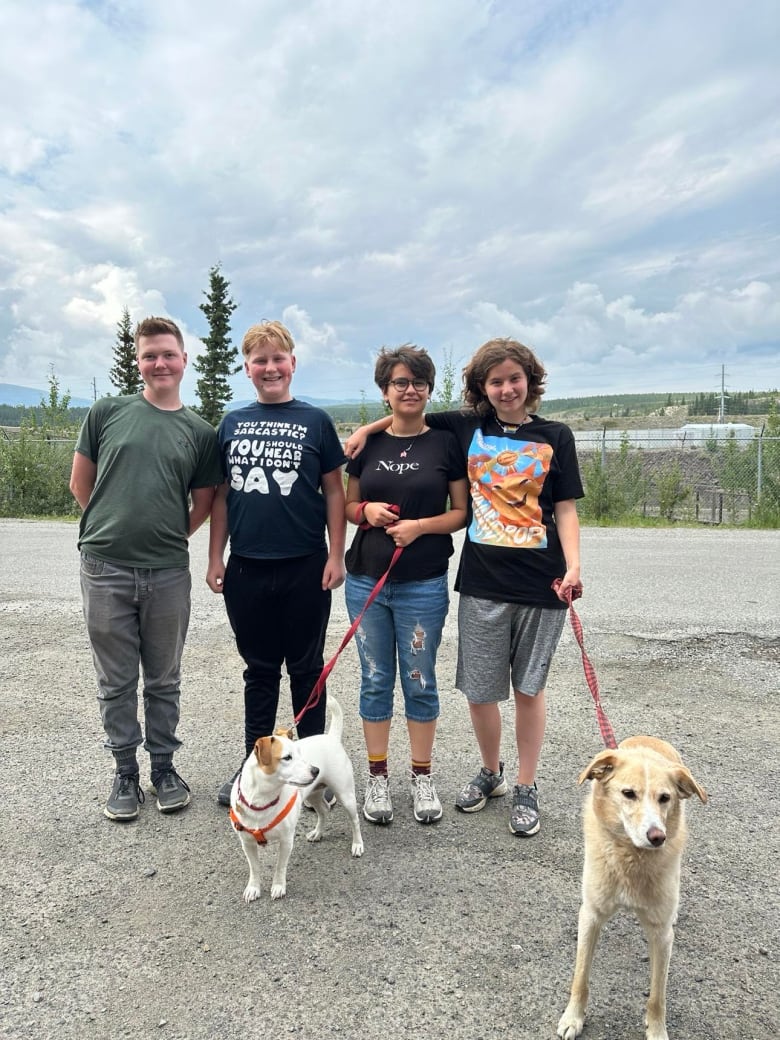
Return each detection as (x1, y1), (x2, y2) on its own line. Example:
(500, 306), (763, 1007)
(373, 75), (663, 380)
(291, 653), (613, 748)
(241, 320), (296, 357)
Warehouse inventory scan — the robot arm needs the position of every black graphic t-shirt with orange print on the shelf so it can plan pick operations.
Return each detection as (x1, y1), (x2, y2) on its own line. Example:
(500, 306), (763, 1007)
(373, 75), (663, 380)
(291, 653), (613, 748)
(425, 411), (583, 609)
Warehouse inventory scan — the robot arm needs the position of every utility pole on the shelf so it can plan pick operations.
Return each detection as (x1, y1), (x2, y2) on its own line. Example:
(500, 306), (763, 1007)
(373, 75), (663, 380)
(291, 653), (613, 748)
(92, 377), (98, 402)
(717, 365), (728, 423)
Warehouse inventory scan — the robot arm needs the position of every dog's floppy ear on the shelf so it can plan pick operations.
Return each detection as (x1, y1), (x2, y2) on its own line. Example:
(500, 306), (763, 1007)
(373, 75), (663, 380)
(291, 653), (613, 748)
(673, 766), (708, 803)
(254, 736), (274, 768)
(578, 750), (618, 785)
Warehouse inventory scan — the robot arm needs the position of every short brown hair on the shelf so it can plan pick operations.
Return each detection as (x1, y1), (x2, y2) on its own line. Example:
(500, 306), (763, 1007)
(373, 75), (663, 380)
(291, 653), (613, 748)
(463, 338), (546, 416)
(374, 344), (435, 392)
(241, 320), (296, 358)
(134, 316), (185, 353)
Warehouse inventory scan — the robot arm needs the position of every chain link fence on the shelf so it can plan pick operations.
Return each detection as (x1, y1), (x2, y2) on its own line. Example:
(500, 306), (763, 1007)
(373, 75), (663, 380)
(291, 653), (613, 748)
(2, 427), (779, 527)
(575, 429), (780, 526)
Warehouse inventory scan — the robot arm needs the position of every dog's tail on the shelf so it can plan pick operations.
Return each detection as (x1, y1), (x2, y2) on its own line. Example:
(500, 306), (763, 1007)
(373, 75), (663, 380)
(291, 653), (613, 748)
(326, 697), (344, 742)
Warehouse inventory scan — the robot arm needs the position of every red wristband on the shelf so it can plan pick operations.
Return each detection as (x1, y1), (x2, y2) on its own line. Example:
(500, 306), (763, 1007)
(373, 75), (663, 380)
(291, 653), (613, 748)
(356, 501), (370, 527)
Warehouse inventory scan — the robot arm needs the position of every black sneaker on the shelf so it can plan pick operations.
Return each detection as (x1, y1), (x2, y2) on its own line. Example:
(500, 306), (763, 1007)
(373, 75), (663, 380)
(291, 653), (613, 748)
(217, 769), (241, 807)
(455, 762), (508, 812)
(509, 783), (540, 836)
(149, 767), (191, 814)
(105, 772), (144, 821)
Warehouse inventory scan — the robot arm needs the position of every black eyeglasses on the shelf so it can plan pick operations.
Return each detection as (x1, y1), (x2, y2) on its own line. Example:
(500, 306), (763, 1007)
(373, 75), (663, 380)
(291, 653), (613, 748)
(388, 378), (429, 392)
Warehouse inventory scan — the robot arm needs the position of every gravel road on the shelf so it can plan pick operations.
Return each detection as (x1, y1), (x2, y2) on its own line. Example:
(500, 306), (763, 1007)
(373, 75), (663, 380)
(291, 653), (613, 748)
(1, 521), (778, 1040)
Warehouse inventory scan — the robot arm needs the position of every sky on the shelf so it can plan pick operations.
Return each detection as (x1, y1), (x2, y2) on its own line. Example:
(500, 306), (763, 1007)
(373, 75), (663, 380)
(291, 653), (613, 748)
(1, 0), (778, 408)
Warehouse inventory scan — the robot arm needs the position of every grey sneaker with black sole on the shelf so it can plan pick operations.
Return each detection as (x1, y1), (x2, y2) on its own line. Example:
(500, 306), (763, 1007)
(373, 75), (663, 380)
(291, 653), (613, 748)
(105, 772), (145, 821)
(455, 762), (508, 812)
(149, 767), (191, 813)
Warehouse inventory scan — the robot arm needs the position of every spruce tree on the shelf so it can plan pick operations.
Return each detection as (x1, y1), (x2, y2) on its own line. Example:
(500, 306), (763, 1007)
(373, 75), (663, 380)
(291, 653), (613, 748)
(194, 263), (238, 426)
(109, 307), (143, 395)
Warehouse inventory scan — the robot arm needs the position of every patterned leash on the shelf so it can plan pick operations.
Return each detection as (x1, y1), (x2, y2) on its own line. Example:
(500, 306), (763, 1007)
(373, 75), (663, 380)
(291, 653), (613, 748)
(293, 545), (404, 728)
(552, 579), (618, 750)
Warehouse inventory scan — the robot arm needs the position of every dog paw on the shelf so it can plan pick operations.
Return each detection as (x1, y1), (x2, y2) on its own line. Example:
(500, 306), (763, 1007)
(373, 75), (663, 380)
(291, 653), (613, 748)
(270, 883), (287, 900)
(243, 885), (262, 904)
(645, 1021), (669, 1040)
(557, 1008), (585, 1039)
(352, 841), (364, 857)
(306, 826), (323, 843)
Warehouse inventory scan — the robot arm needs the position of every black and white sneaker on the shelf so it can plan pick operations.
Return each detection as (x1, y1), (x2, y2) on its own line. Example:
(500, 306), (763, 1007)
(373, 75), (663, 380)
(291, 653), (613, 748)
(509, 783), (540, 837)
(149, 767), (191, 814)
(104, 772), (144, 821)
(455, 762), (508, 812)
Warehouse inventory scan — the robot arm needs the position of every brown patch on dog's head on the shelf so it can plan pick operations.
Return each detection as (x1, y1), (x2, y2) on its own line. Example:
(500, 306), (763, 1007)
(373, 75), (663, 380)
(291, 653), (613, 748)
(253, 735), (285, 774)
(672, 765), (708, 803)
(578, 749), (619, 785)
(274, 725), (295, 740)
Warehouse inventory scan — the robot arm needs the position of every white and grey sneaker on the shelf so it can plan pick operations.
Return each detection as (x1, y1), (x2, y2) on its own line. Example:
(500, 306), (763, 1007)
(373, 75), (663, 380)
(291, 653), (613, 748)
(411, 773), (443, 824)
(363, 774), (393, 825)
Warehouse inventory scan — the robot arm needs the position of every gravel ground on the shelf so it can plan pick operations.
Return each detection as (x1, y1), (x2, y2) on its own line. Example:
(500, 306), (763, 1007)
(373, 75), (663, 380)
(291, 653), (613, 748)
(1, 521), (778, 1040)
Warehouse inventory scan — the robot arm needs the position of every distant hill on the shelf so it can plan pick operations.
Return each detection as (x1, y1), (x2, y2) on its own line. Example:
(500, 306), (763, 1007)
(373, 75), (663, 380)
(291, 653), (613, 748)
(0, 383), (93, 407)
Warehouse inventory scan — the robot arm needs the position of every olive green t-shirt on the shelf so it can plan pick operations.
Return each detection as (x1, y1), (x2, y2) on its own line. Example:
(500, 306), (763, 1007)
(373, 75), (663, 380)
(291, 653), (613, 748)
(75, 394), (222, 569)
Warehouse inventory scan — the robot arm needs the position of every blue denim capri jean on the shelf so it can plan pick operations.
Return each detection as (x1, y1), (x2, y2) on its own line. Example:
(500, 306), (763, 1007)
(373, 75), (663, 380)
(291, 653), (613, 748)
(344, 572), (450, 724)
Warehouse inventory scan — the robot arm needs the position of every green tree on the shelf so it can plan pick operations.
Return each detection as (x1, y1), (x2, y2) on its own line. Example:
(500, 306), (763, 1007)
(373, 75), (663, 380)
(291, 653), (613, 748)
(358, 390), (370, 427)
(109, 307), (143, 395)
(655, 462), (690, 520)
(194, 263), (238, 426)
(0, 368), (79, 517)
(432, 346), (460, 411)
(753, 404), (780, 526)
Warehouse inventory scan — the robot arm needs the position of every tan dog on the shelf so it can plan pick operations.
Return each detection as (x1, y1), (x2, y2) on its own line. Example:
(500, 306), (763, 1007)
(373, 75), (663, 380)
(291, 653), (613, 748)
(558, 736), (707, 1040)
(230, 698), (364, 902)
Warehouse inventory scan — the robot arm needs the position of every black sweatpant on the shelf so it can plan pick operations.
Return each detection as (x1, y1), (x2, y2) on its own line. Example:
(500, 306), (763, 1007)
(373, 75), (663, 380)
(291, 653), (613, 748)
(223, 549), (331, 753)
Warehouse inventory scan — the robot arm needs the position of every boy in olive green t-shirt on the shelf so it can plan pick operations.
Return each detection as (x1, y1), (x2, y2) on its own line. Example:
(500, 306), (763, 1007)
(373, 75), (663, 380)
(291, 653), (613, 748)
(70, 316), (221, 822)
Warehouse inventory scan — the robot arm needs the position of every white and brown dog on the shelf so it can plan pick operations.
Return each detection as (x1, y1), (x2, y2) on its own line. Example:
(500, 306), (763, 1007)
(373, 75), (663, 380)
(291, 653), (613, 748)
(558, 736), (708, 1040)
(229, 698), (364, 902)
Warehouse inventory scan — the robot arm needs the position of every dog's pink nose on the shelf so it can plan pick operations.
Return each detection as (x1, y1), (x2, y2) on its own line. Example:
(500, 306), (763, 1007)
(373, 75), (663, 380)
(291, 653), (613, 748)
(647, 826), (666, 847)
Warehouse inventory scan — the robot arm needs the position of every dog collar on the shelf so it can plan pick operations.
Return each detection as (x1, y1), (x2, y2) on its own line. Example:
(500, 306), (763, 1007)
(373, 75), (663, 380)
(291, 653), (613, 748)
(236, 774), (281, 813)
(229, 792), (299, 846)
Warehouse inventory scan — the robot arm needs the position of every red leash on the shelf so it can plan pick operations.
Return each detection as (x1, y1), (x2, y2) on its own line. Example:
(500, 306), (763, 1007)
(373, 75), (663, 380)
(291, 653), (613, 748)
(552, 579), (618, 750)
(293, 546), (404, 727)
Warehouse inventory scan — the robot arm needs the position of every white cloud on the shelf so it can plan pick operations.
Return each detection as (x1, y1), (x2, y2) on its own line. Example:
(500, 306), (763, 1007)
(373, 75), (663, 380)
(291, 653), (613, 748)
(0, 0), (778, 404)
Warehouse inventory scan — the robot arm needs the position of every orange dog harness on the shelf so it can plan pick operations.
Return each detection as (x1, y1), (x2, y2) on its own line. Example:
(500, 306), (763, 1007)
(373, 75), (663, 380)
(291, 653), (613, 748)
(229, 791), (299, 845)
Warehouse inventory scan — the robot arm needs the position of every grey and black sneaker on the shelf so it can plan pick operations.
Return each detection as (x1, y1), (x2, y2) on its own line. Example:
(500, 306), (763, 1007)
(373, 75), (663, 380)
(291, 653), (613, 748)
(150, 767), (191, 814)
(411, 773), (443, 824)
(217, 768), (241, 807)
(509, 783), (540, 837)
(455, 762), (508, 812)
(363, 774), (393, 825)
(104, 772), (144, 821)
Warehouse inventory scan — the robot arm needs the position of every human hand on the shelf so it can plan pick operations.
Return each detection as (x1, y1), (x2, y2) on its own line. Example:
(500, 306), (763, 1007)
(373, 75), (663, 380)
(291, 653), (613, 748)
(552, 571), (582, 602)
(385, 519), (422, 547)
(363, 502), (400, 528)
(322, 557), (346, 590)
(206, 563), (226, 594)
(344, 427), (369, 458)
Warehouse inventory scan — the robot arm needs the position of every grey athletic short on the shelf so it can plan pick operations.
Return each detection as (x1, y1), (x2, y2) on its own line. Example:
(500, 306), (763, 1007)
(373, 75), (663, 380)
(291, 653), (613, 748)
(456, 595), (566, 703)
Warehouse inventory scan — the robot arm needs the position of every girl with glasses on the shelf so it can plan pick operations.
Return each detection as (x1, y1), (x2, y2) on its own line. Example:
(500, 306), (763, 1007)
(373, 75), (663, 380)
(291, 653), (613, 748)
(344, 345), (468, 825)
